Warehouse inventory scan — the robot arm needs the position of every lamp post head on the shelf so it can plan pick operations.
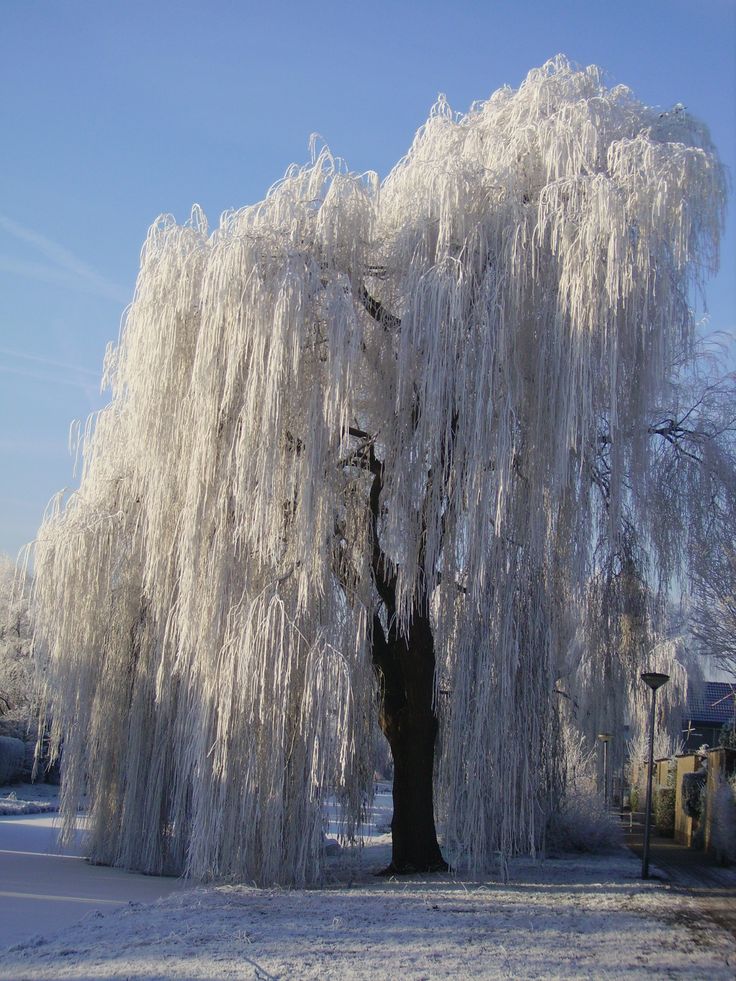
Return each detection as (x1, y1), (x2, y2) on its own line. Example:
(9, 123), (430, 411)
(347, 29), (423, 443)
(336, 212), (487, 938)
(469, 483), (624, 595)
(597, 732), (611, 742)
(641, 671), (670, 691)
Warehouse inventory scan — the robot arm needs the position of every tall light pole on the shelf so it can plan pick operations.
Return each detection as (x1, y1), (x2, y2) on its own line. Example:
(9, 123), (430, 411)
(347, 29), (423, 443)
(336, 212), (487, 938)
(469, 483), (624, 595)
(640, 671), (669, 879)
(597, 733), (611, 809)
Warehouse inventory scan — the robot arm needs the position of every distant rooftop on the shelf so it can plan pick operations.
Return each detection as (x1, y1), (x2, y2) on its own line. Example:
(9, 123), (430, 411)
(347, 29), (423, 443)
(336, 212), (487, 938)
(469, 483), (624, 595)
(687, 682), (736, 725)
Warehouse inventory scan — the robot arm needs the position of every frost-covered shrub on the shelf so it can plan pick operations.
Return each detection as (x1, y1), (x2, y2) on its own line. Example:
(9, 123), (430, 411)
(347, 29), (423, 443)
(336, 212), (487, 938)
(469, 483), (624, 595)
(719, 725), (736, 751)
(653, 787), (676, 836)
(547, 789), (624, 854)
(0, 554), (35, 721)
(629, 785), (640, 813)
(547, 725), (623, 854)
(681, 770), (706, 820)
(711, 774), (736, 864)
(0, 735), (25, 784)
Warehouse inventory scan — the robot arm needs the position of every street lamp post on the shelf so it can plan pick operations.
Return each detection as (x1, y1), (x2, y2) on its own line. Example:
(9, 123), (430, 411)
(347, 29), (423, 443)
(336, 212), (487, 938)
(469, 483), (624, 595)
(597, 733), (611, 809)
(640, 671), (669, 879)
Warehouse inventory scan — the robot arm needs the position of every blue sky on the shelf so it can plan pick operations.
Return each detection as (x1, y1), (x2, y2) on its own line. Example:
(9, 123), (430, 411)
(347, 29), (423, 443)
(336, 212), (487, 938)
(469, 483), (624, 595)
(1, 0), (734, 558)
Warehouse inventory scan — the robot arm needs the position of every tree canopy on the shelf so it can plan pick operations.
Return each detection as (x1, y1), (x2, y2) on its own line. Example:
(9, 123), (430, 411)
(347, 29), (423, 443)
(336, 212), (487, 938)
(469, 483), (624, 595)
(33, 57), (727, 884)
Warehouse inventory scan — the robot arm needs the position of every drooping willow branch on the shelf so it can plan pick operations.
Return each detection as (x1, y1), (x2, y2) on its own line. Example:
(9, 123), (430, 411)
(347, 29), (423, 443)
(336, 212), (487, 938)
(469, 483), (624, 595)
(31, 57), (726, 885)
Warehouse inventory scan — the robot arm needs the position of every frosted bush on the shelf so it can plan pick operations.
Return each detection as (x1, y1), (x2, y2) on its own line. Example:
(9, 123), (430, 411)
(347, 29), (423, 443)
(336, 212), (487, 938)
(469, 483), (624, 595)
(0, 554), (35, 721)
(0, 735), (25, 784)
(711, 773), (736, 864)
(653, 787), (676, 836)
(681, 769), (706, 820)
(547, 725), (623, 854)
(547, 789), (624, 855)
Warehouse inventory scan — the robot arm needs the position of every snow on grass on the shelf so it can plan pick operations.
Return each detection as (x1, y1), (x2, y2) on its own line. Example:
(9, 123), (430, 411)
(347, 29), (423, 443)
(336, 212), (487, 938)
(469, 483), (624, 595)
(0, 783), (60, 815)
(1, 850), (734, 980)
(1, 787), (734, 978)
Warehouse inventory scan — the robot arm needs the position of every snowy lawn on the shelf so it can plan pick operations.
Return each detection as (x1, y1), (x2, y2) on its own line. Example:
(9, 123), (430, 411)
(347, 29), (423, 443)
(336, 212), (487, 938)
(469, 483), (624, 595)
(2, 844), (735, 980)
(0, 781), (61, 815)
(0, 803), (187, 953)
(1, 785), (735, 979)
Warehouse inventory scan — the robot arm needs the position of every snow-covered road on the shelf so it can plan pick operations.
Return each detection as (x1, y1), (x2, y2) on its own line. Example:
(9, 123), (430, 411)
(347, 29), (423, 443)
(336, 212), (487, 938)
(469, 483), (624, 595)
(0, 812), (186, 949)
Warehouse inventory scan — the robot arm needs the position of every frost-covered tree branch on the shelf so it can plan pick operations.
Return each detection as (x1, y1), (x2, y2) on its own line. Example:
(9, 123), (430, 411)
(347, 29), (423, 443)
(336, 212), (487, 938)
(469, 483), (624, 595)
(0, 554), (35, 721)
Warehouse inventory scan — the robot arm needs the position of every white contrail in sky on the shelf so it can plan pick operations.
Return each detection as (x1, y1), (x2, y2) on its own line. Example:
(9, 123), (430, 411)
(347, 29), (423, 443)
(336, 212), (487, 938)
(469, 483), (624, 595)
(0, 346), (101, 378)
(0, 364), (102, 396)
(0, 346), (103, 398)
(0, 214), (130, 304)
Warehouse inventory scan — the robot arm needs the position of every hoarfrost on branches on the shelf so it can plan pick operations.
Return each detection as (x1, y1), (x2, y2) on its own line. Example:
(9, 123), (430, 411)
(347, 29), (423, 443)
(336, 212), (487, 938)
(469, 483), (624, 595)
(0, 553), (34, 721)
(684, 351), (736, 671)
(32, 57), (727, 883)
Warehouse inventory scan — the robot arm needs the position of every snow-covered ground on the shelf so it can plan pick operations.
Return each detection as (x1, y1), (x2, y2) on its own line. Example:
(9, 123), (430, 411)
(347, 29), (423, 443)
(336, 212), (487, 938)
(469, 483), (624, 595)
(0, 787), (187, 953)
(1, 785), (735, 980)
(0, 781), (61, 815)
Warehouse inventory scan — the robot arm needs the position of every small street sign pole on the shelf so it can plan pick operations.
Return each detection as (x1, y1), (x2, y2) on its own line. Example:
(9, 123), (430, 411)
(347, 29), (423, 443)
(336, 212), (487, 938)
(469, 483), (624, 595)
(597, 733), (611, 809)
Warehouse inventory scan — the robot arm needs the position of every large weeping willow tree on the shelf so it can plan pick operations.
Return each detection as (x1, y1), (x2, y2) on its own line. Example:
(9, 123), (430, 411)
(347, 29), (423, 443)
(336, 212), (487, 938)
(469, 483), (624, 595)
(33, 57), (726, 883)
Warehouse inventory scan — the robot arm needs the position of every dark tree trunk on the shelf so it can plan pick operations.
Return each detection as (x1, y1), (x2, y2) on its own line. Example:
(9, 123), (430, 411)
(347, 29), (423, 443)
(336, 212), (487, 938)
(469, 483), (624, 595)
(356, 421), (447, 873)
(372, 603), (448, 874)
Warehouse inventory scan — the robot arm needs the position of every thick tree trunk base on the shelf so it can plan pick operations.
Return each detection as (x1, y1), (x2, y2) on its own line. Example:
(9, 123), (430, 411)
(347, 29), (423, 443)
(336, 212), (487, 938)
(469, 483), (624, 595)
(376, 857), (449, 876)
(372, 604), (447, 875)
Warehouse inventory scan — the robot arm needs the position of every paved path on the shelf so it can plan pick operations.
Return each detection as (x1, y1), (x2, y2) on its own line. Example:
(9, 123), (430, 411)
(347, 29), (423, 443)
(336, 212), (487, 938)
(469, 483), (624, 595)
(0, 813), (187, 949)
(623, 812), (736, 938)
